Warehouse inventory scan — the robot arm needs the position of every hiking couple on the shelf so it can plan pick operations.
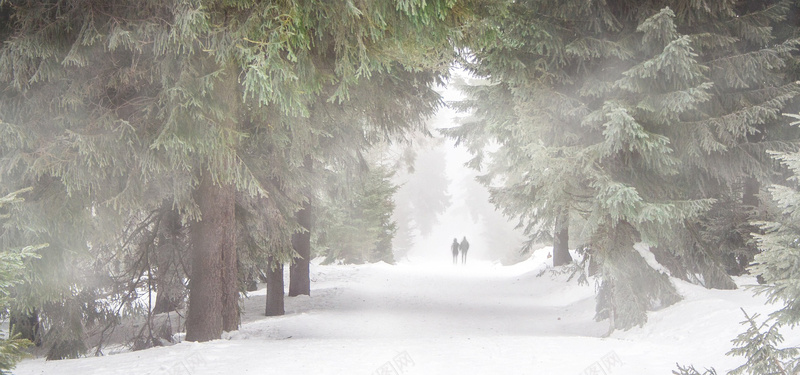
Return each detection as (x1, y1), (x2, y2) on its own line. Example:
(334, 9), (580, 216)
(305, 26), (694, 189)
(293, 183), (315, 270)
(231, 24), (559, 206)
(451, 237), (469, 264)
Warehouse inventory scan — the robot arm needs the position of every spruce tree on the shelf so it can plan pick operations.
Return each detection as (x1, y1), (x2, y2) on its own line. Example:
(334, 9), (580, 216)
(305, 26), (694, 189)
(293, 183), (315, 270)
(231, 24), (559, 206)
(284, 64), (447, 279)
(673, 364), (717, 375)
(0, 189), (39, 373)
(451, 0), (800, 330)
(736, 112), (800, 374)
(727, 310), (800, 375)
(317, 161), (399, 264)
(0, 0), (481, 351)
(751, 113), (800, 326)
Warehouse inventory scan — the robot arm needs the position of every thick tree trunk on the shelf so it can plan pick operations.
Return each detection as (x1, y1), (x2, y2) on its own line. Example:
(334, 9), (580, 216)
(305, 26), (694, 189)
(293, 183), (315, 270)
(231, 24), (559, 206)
(221, 212), (239, 332)
(265, 256), (285, 316)
(185, 172), (235, 342)
(186, 66), (240, 340)
(552, 210), (572, 267)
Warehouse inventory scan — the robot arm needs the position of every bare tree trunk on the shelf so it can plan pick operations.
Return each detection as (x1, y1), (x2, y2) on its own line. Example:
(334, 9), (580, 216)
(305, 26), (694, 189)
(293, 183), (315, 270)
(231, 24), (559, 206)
(553, 210), (573, 266)
(289, 200), (312, 296)
(289, 157), (314, 297)
(186, 65), (240, 339)
(266, 256), (285, 316)
(221, 206), (239, 332)
(185, 172), (235, 342)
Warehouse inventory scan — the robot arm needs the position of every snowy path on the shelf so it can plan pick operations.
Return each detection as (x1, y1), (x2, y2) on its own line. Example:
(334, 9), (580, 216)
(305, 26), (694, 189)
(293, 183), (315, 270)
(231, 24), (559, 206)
(245, 261), (604, 340)
(13, 252), (800, 374)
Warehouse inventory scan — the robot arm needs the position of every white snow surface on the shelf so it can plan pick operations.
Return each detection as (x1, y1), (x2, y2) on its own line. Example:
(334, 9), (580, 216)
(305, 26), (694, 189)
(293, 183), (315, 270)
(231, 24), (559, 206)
(14, 248), (800, 375)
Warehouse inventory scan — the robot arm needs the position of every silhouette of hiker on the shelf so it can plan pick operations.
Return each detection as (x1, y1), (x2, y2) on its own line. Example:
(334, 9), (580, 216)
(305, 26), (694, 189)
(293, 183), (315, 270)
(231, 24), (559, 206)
(460, 236), (469, 264)
(451, 238), (460, 264)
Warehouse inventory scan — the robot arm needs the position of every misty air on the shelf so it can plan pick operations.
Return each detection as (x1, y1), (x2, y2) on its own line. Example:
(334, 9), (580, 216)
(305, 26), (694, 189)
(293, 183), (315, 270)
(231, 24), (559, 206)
(1, 1), (799, 375)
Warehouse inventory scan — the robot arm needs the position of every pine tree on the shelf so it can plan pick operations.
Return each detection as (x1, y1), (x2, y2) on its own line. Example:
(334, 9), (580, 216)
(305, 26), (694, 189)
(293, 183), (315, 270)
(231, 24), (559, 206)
(317, 162), (399, 264)
(450, 0), (800, 330)
(750, 113), (800, 327)
(727, 310), (800, 375)
(0, 189), (40, 372)
(729, 111), (800, 372)
(672, 364), (717, 375)
(0, 0), (481, 351)
(284, 64), (447, 275)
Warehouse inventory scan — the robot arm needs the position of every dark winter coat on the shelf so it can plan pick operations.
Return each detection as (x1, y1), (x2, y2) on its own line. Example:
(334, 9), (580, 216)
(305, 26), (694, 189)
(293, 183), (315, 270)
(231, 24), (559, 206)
(459, 238), (469, 252)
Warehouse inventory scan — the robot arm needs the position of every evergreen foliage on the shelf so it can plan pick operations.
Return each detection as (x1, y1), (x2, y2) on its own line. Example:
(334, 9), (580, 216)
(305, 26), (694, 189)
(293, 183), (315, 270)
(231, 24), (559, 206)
(671, 310), (800, 375)
(449, 0), (800, 330)
(317, 163), (398, 265)
(3, 0), (798, 363)
(672, 364), (717, 375)
(727, 310), (800, 375)
(0, 0), (479, 353)
(0, 189), (40, 372)
(0, 332), (27, 375)
(751, 113), (800, 327)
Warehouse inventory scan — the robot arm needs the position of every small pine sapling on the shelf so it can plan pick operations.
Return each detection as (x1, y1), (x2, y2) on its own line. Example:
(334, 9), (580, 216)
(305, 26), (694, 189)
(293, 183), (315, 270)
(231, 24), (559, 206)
(672, 364), (717, 375)
(727, 309), (800, 375)
(0, 189), (44, 373)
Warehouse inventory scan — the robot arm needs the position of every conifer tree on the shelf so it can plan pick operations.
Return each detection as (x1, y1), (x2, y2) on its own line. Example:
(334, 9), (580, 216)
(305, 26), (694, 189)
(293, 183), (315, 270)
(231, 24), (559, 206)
(735, 112), (800, 374)
(727, 310), (800, 375)
(672, 365), (717, 375)
(451, 0), (800, 330)
(0, 0), (481, 351)
(0, 189), (39, 373)
(284, 64), (446, 286)
(751, 113), (800, 327)
(317, 162), (399, 264)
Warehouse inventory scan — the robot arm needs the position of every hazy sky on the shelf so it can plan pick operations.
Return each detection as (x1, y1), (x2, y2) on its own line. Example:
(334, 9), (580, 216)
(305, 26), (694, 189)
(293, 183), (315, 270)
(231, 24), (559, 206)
(399, 73), (525, 264)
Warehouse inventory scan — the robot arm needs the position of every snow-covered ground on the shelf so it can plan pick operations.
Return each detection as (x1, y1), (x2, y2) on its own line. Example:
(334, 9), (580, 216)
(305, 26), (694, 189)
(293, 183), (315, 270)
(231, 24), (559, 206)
(13, 249), (800, 375)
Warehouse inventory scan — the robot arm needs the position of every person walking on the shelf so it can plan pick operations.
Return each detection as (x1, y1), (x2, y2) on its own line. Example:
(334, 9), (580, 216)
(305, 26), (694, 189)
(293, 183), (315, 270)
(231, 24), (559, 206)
(459, 236), (470, 264)
(451, 238), (460, 264)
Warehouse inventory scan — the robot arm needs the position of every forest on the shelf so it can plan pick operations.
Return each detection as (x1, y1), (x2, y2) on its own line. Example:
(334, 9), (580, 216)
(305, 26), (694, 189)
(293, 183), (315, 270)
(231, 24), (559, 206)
(2, 0), (800, 374)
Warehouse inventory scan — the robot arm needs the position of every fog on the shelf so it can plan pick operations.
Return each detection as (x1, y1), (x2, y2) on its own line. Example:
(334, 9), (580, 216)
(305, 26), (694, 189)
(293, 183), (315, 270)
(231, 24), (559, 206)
(392, 76), (526, 265)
